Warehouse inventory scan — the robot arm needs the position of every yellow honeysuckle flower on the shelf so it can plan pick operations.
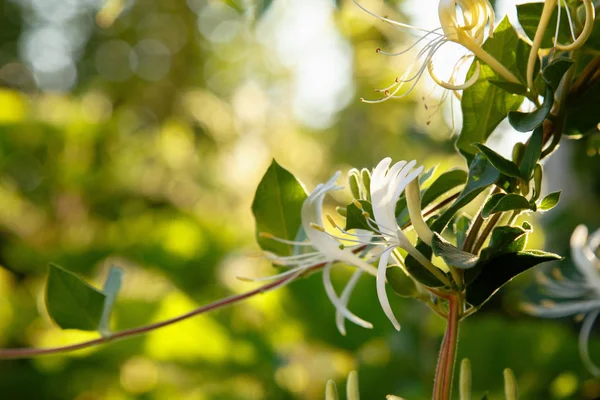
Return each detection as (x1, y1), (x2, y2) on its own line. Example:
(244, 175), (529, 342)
(354, 0), (520, 104)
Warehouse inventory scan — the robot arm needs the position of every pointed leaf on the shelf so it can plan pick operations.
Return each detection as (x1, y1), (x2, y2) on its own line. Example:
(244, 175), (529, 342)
(421, 169), (468, 207)
(472, 143), (521, 178)
(454, 215), (471, 249)
(542, 58), (574, 90)
(519, 126), (544, 180)
(252, 160), (307, 256)
(45, 264), (107, 331)
(482, 193), (533, 218)
(538, 191), (561, 211)
(480, 226), (529, 259)
(432, 233), (479, 269)
(431, 154), (500, 233)
(345, 200), (374, 232)
(508, 85), (553, 132)
(466, 250), (562, 308)
(517, 3), (572, 48)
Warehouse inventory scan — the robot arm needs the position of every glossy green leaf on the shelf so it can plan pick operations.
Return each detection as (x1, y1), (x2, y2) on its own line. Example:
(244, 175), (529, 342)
(517, 3), (572, 48)
(386, 266), (418, 298)
(508, 85), (553, 132)
(538, 191), (561, 211)
(405, 241), (447, 288)
(432, 233), (479, 269)
(252, 160), (307, 256)
(565, 79), (600, 136)
(431, 155), (500, 233)
(458, 17), (526, 154)
(454, 215), (471, 249)
(421, 169), (468, 207)
(542, 58), (574, 90)
(519, 126), (544, 180)
(45, 264), (107, 331)
(345, 200), (374, 232)
(472, 143), (521, 178)
(466, 250), (562, 308)
(98, 266), (123, 336)
(488, 80), (528, 95)
(480, 226), (528, 259)
(481, 193), (533, 218)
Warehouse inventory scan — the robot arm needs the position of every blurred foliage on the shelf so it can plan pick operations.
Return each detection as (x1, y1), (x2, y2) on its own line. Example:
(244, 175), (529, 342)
(0, 0), (599, 399)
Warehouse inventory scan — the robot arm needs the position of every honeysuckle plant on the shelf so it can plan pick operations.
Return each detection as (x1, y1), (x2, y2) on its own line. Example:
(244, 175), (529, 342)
(1, 0), (600, 399)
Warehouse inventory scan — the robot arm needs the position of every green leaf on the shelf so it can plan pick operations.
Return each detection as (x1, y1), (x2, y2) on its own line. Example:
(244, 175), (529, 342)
(98, 266), (123, 336)
(345, 200), (374, 232)
(481, 193), (533, 218)
(466, 250), (562, 308)
(517, 3), (572, 48)
(480, 226), (528, 259)
(405, 241), (447, 287)
(472, 143), (521, 178)
(565, 78), (600, 136)
(457, 17), (526, 154)
(252, 160), (307, 256)
(488, 80), (528, 95)
(519, 126), (544, 180)
(421, 169), (468, 207)
(432, 233), (479, 269)
(386, 266), (418, 297)
(542, 58), (574, 90)
(538, 191), (561, 211)
(431, 155), (500, 233)
(508, 85), (553, 132)
(454, 215), (471, 249)
(45, 264), (107, 331)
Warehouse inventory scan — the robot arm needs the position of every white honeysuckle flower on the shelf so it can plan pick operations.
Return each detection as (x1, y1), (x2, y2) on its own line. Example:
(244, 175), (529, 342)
(252, 171), (383, 335)
(361, 158), (447, 330)
(525, 224), (600, 376)
(354, 0), (520, 104)
(526, 0), (595, 90)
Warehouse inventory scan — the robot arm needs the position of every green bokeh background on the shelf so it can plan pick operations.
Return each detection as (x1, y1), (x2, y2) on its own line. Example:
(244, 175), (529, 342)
(0, 0), (599, 399)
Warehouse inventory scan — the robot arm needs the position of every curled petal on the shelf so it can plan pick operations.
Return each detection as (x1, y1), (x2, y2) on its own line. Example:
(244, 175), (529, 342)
(377, 248), (401, 331)
(556, 0), (595, 51)
(335, 269), (364, 336)
(428, 61), (481, 91)
(323, 263), (373, 331)
(579, 310), (600, 376)
(524, 299), (600, 318)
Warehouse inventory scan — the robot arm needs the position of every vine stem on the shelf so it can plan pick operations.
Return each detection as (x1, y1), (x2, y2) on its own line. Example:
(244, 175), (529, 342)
(0, 267), (310, 359)
(433, 293), (461, 400)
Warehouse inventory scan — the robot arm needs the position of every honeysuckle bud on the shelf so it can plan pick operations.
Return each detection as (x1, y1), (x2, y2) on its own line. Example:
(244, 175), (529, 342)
(503, 368), (518, 400)
(326, 380), (339, 400)
(460, 358), (472, 400)
(405, 178), (434, 246)
(512, 142), (526, 165)
(347, 371), (360, 400)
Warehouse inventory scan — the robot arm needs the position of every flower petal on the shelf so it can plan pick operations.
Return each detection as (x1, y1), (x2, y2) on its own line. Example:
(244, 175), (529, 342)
(377, 248), (401, 331)
(335, 269), (364, 336)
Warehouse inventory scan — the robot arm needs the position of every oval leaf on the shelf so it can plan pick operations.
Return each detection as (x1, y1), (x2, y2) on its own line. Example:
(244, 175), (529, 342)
(538, 191), (561, 211)
(508, 85), (553, 132)
(432, 233), (479, 269)
(472, 143), (521, 178)
(45, 264), (107, 331)
(466, 250), (562, 308)
(482, 193), (533, 218)
(252, 160), (308, 256)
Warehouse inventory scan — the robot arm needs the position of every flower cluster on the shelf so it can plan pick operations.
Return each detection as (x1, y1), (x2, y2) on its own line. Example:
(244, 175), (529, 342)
(524, 225), (600, 376)
(251, 158), (445, 334)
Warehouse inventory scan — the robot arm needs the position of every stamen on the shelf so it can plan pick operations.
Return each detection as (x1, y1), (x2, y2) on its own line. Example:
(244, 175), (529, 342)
(310, 223), (326, 232)
(352, 0), (444, 35)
